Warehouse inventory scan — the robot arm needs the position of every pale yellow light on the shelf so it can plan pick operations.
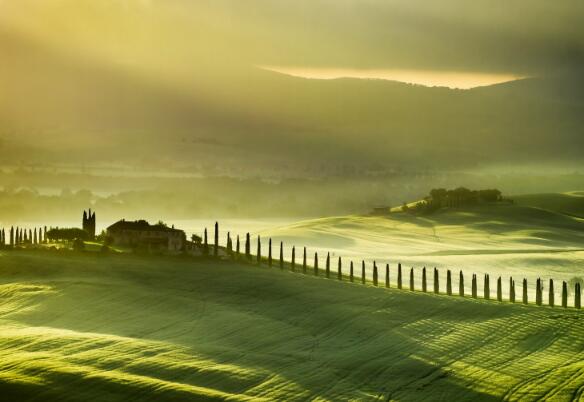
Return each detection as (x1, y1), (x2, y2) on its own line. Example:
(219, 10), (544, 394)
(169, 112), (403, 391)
(260, 65), (525, 90)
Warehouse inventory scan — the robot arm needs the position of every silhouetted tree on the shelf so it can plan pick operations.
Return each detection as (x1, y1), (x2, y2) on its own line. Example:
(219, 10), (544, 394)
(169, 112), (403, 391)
(350, 261), (354, 282)
(46, 228), (89, 242)
(472, 274), (477, 299)
(257, 236), (261, 264)
(398, 263), (402, 289)
(497, 277), (502, 302)
(484, 274), (490, 300)
(292, 246), (296, 271)
(447, 270), (452, 296)
(410, 268), (414, 291)
(433, 268), (439, 294)
(536, 278), (542, 306)
(562, 281), (568, 308)
(314, 252), (319, 276)
(361, 261), (366, 284)
(337, 257), (342, 280)
(523, 279), (528, 304)
(227, 232), (232, 253)
(422, 267), (427, 292)
(373, 261), (378, 286)
(385, 264), (390, 288)
(33, 228), (37, 245)
(459, 271), (464, 297)
(44, 226), (47, 243)
(303, 247), (307, 273)
(24, 229), (28, 244)
(510, 278), (515, 303)
(10, 227), (13, 246)
(575, 283), (581, 309)
(326, 252), (330, 278)
(203, 228), (209, 255)
(549, 279), (554, 307)
(214, 222), (219, 257)
(268, 239), (273, 267)
(245, 233), (251, 260)
(279, 241), (284, 269)
(236, 235), (240, 256)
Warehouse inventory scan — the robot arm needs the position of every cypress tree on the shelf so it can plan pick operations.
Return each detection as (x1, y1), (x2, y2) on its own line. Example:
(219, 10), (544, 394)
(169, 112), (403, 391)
(227, 232), (232, 253)
(203, 228), (209, 255)
(245, 233), (251, 260)
(33, 228), (37, 245)
(385, 264), (390, 288)
(510, 278), (515, 303)
(373, 261), (378, 286)
(575, 283), (581, 309)
(397, 263), (402, 289)
(256, 236), (261, 264)
(433, 268), (439, 294)
(549, 279), (554, 307)
(350, 261), (354, 282)
(562, 281), (568, 308)
(10, 227), (13, 246)
(484, 274), (490, 300)
(279, 242), (284, 269)
(536, 278), (542, 306)
(446, 270), (452, 296)
(326, 252), (330, 278)
(292, 246), (296, 271)
(314, 253), (319, 276)
(410, 268), (414, 291)
(214, 222), (219, 257)
(472, 274), (477, 299)
(44, 226), (47, 243)
(497, 277), (502, 302)
(523, 279), (528, 304)
(459, 271), (464, 297)
(337, 257), (342, 280)
(361, 261), (366, 284)
(39, 227), (43, 244)
(268, 239), (273, 267)
(422, 267), (427, 292)
(24, 229), (28, 244)
(303, 247), (307, 273)
(236, 235), (240, 256)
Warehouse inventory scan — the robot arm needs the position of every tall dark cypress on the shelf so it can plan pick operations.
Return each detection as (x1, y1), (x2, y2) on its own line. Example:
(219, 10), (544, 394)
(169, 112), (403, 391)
(446, 270), (452, 296)
(337, 257), (342, 280)
(227, 232), (232, 253)
(44, 226), (47, 243)
(292, 246), (296, 271)
(385, 264), (390, 288)
(279, 242), (284, 269)
(497, 277), (502, 302)
(38, 227), (43, 244)
(397, 263), (402, 289)
(350, 261), (354, 282)
(361, 261), (366, 284)
(410, 268), (414, 291)
(549, 279), (554, 307)
(433, 268), (439, 294)
(203, 228), (209, 255)
(422, 267), (427, 292)
(510, 278), (515, 303)
(373, 261), (378, 286)
(536, 278), (542, 306)
(268, 239), (273, 267)
(472, 274), (477, 299)
(562, 281), (568, 308)
(256, 236), (261, 264)
(303, 247), (307, 273)
(459, 271), (464, 297)
(33, 228), (37, 245)
(326, 252), (330, 278)
(575, 283), (581, 309)
(236, 235), (240, 256)
(314, 252), (319, 276)
(10, 226), (14, 246)
(484, 274), (490, 300)
(214, 222), (219, 257)
(246, 233), (251, 260)
(523, 279), (528, 304)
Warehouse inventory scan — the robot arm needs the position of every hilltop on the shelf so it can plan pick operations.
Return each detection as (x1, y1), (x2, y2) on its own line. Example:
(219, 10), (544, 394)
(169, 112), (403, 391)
(0, 251), (583, 401)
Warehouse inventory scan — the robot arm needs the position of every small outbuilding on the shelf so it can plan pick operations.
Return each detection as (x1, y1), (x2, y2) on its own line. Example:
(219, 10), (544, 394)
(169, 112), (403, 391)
(106, 220), (186, 252)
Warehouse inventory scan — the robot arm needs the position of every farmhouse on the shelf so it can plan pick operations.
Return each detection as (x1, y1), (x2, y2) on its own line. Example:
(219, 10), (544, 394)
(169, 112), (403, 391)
(106, 219), (186, 251)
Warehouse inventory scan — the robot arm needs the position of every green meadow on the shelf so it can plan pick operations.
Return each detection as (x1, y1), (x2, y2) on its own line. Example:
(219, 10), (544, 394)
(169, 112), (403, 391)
(0, 250), (583, 401)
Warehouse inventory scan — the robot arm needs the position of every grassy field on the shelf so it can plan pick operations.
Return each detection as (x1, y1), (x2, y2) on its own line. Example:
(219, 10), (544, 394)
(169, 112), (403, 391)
(259, 201), (584, 304)
(0, 250), (583, 401)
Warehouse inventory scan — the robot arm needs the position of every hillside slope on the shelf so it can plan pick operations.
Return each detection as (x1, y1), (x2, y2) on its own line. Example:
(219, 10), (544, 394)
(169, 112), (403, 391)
(514, 192), (584, 218)
(0, 251), (583, 401)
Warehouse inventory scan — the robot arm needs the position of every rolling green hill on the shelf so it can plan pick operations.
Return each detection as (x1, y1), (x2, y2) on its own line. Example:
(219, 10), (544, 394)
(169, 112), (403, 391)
(260, 202), (584, 303)
(514, 192), (584, 218)
(0, 251), (583, 401)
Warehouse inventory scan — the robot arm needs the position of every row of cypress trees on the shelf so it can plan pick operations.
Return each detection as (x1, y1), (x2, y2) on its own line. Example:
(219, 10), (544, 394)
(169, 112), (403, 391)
(201, 223), (582, 309)
(0, 226), (47, 247)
